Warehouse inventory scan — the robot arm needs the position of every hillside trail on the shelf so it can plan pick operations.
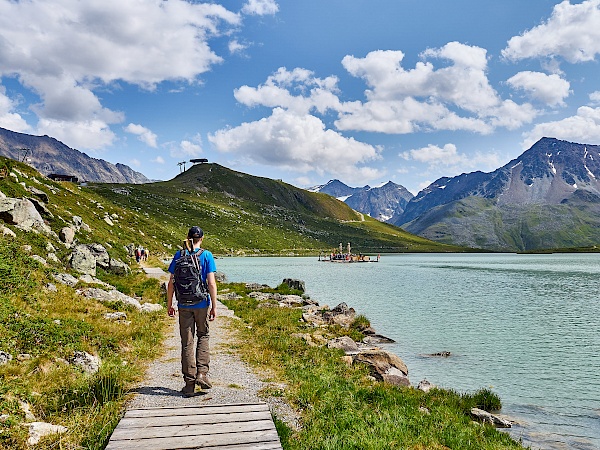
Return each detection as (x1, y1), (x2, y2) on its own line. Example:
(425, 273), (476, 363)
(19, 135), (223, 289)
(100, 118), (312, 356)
(129, 261), (297, 426)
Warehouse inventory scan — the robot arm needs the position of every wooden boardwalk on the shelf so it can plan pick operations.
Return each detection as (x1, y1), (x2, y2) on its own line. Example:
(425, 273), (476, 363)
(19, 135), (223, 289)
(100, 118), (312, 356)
(106, 402), (282, 450)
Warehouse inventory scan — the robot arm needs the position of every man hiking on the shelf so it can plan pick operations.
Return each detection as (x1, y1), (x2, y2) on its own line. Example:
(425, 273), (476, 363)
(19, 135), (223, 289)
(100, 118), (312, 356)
(167, 226), (218, 397)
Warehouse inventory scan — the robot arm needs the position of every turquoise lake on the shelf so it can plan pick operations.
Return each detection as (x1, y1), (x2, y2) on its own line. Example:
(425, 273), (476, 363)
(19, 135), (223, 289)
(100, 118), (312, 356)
(217, 253), (600, 450)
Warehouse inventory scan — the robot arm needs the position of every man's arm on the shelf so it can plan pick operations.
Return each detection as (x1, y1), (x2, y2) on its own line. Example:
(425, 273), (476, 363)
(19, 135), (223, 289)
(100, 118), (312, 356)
(207, 272), (217, 321)
(167, 274), (176, 317)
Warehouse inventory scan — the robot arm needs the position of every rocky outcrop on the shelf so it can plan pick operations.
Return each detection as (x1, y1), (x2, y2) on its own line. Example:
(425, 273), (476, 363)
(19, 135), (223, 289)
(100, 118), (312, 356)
(69, 351), (100, 374)
(77, 287), (162, 312)
(59, 226), (76, 246)
(69, 244), (96, 275)
(282, 278), (305, 292)
(26, 422), (68, 446)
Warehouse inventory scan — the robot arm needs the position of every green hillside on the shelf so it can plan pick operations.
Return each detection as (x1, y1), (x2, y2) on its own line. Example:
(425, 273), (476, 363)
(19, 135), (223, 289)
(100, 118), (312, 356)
(87, 163), (465, 255)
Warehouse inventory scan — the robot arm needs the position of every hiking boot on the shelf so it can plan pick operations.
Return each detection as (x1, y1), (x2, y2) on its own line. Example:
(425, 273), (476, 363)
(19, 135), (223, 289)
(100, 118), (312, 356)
(196, 373), (212, 389)
(181, 381), (196, 397)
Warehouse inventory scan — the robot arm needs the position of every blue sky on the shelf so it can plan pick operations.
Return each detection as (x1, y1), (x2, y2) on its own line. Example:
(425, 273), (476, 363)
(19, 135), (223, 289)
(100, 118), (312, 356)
(2, 0), (600, 194)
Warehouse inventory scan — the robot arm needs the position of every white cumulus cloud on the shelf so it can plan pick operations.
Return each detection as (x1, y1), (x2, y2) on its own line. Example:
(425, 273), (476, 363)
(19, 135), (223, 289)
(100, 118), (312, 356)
(401, 143), (502, 173)
(208, 107), (382, 179)
(242, 0), (279, 16)
(522, 106), (600, 149)
(502, 0), (600, 63)
(0, 0), (240, 150)
(506, 71), (571, 106)
(0, 85), (30, 132)
(152, 156), (165, 164)
(125, 123), (158, 148)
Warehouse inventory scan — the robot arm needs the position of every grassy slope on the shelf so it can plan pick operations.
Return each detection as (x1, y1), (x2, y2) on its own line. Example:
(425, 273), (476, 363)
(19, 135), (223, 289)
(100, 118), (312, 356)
(88, 163), (466, 255)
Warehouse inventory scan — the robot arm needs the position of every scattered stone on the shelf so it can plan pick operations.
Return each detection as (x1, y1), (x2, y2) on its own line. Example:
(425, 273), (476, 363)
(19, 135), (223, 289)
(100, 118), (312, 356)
(46, 253), (60, 263)
(52, 273), (78, 287)
(103, 216), (114, 226)
(45, 283), (58, 292)
(0, 351), (13, 365)
(103, 312), (127, 321)
(282, 278), (305, 292)
(79, 274), (111, 287)
(219, 292), (243, 300)
(19, 400), (36, 421)
(470, 408), (512, 428)
(53, 319), (61, 325)
(245, 282), (269, 290)
(417, 379), (435, 393)
(70, 351), (100, 374)
(59, 226), (76, 246)
(419, 406), (431, 414)
(2, 225), (16, 237)
(22, 245), (32, 253)
(46, 242), (56, 252)
(17, 353), (32, 361)
(140, 303), (163, 313)
(0, 414), (9, 423)
(327, 336), (359, 353)
(322, 302), (356, 328)
(214, 272), (227, 283)
(26, 422), (68, 446)
(30, 255), (47, 266)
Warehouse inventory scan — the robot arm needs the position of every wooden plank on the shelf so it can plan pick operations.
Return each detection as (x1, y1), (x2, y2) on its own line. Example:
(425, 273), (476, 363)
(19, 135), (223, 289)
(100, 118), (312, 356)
(200, 443), (282, 450)
(105, 428), (280, 450)
(109, 418), (275, 441)
(117, 410), (272, 429)
(124, 403), (270, 418)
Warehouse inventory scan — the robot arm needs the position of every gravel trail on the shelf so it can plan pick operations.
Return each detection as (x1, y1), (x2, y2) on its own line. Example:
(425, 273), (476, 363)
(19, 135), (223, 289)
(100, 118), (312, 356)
(128, 267), (299, 428)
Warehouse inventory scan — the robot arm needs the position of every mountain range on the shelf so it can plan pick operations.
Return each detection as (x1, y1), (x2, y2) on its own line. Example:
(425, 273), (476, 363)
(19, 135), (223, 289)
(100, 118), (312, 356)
(0, 127), (149, 184)
(310, 179), (414, 222)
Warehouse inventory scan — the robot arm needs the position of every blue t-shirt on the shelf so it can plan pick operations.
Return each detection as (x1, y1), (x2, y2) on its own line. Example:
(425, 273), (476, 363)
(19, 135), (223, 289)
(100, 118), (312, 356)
(168, 248), (217, 309)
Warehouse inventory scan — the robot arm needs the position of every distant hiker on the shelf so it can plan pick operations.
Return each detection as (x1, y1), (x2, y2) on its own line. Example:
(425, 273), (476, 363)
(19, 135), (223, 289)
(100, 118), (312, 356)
(135, 247), (141, 263)
(140, 247), (146, 261)
(143, 248), (149, 261)
(167, 226), (217, 397)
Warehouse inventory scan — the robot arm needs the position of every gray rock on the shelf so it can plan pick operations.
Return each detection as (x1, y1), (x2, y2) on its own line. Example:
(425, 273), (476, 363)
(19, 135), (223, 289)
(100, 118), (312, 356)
(282, 278), (305, 292)
(470, 408), (512, 428)
(27, 186), (49, 203)
(327, 336), (359, 353)
(417, 379), (435, 393)
(108, 258), (130, 275)
(47, 252), (60, 263)
(59, 226), (76, 245)
(30, 255), (47, 266)
(140, 303), (163, 313)
(70, 351), (100, 374)
(88, 243), (110, 269)
(27, 197), (53, 219)
(362, 334), (396, 345)
(103, 312), (127, 320)
(215, 272), (228, 283)
(46, 283), (58, 292)
(46, 242), (56, 252)
(52, 273), (78, 287)
(353, 350), (409, 386)
(69, 244), (96, 276)
(26, 422), (68, 446)
(1, 226), (16, 237)
(72, 215), (83, 227)
(322, 302), (356, 328)
(0, 197), (50, 233)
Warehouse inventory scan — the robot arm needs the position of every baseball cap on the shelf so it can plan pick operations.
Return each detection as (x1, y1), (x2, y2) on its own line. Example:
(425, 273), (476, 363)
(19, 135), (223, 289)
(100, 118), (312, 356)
(187, 226), (204, 239)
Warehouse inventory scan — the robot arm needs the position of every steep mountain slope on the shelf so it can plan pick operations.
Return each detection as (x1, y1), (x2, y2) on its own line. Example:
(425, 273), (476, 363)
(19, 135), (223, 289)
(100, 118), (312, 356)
(394, 138), (600, 251)
(311, 179), (414, 222)
(88, 163), (463, 254)
(0, 127), (149, 183)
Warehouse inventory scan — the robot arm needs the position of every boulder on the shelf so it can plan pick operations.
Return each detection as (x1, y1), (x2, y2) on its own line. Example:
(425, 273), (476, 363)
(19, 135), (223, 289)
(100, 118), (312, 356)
(59, 226), (76, 245)
(27, 422), (68, 446)
(470, 408), (512, 428)
(282, 278), (305, 292)
(30, 255), (47, 266)
(103, 312), (127, 321)
(69, 245), (96, 276)
(109, 258), (130, 275)
(70, 351), (100, 374)
(88, 244), (110, 269)
(0, 198), (50, 233)
(140, 303), (163, 313)
(353, 350), (409, 387)
(322, 302), (356, 328)
(2, 226), (16, 237)
(327, 336), (359, 353)
(47, 253), (60, 263)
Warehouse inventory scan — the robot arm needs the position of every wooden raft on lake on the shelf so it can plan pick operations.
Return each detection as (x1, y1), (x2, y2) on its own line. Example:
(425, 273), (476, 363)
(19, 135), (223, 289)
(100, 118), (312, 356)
(106, 402), (282, 450)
